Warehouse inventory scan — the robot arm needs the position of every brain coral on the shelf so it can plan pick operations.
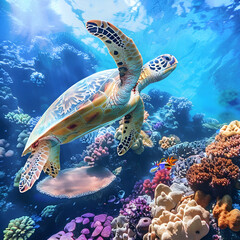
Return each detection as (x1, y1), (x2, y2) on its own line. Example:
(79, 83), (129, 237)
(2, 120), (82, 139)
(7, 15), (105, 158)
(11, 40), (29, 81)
(186, 157), (239, 197)
(3, 216), (35, 240)
(220, 120), (240, 137)
(206, 133), (240, 159)
(144, 184), (209, 240)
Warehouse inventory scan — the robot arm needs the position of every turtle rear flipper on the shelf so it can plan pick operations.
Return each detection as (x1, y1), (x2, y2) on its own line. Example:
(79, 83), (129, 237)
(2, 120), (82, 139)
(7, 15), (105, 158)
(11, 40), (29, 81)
(117, 98), (144, 156)
(19, 140), (58, 193)
(43, 144), (60, 178)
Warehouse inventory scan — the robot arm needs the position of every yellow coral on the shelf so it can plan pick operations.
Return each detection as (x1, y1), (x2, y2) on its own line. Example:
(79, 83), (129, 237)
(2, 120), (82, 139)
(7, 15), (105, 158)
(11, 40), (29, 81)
(3, 216), (35, 240)
(220, 120), (240, 137)
(159, 135), (180, 149)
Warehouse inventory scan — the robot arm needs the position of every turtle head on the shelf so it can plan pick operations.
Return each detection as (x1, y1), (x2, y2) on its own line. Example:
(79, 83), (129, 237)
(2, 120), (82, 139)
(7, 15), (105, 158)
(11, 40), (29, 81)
(137, 54), (178, 92)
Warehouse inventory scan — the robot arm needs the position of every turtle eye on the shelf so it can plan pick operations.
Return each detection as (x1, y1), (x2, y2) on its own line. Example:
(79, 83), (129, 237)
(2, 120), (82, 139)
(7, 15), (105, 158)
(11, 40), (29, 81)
(165, 56), (170, 61)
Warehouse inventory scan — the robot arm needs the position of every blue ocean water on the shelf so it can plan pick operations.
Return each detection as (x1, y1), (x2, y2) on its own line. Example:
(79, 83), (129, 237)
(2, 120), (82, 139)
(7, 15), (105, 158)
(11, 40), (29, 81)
(0, 0), (240, 240)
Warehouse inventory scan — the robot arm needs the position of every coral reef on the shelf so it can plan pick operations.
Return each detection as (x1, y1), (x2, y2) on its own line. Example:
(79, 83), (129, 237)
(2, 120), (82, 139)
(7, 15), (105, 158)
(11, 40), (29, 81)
(84, 132), (115, 166)
(49, 213), (113, 239)
(170, 154), (203, 186)
(159, 135), (180, 149)
(194, 190), (211, 209)
(143, 169), (171, 199)
(213, 195), (240, 232)
(163, 139), (208, 158)
(3, 216), (35, 240)
(206, 133), (240, 159)
(37, 166), (116, 198)
(186, 157), (239, 197)
(144, 184), (210, 240)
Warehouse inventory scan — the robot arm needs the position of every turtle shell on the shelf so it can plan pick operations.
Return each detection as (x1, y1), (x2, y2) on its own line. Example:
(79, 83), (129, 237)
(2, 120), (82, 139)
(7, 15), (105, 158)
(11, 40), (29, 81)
(23, 69), (118, 155)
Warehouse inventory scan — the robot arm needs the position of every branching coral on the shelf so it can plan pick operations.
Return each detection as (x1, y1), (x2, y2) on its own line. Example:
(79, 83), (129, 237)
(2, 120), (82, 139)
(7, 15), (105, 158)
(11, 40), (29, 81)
(213, 195), (240, 232)
(206, 133), (240, 159)
(144, 184), (210, 240)
(186, 157), (239, 197)
(4, 112), (31, 126)
(143, 169), (171, 199)
(84, 132), (115, 166)
(3, 216), (35, 240)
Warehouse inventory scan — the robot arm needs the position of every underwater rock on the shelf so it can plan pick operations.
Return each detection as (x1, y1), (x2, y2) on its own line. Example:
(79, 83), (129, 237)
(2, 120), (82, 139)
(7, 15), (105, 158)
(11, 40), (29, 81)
(3, 216), (35, 240)
(213, 195), (240, 232)
(37, 166), (116, 198)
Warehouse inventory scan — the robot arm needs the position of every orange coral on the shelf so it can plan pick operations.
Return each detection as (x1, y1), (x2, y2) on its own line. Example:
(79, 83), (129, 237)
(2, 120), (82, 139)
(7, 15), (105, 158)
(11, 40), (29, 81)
(213, 195), (240, 232)
(186, 157), (239, 197)
(206, 133), (240, 159)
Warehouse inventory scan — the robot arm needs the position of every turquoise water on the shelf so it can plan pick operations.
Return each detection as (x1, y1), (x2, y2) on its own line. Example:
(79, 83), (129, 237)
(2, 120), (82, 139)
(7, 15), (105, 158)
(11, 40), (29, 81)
(1, 0), (240, 239)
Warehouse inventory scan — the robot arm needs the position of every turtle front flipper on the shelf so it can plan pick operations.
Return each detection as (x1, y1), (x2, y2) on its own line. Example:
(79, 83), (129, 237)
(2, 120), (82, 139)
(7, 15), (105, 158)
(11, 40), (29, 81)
(86, 20), (143, 93)
(43, 144), (60, 178)
(117, 98), (144, 156)
(19, 140), (55, 193)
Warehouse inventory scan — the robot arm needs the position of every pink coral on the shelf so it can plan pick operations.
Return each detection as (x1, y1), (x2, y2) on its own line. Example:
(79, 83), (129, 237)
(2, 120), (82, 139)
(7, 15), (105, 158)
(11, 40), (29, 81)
(84, 133), (114, 166)
(143, 169), (171, 198)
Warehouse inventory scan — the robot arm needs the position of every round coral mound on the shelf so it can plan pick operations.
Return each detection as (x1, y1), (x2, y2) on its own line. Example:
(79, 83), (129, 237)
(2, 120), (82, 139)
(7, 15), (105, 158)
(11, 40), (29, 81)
(186, 157), (239, 197)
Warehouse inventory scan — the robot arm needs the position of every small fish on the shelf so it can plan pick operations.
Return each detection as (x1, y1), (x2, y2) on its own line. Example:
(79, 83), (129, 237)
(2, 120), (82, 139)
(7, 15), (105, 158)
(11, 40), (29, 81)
(149, 156), (178, 173)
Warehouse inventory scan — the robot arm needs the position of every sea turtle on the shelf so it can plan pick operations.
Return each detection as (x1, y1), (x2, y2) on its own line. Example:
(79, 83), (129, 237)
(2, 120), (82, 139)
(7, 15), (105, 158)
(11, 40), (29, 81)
(19, 20), (178, 193)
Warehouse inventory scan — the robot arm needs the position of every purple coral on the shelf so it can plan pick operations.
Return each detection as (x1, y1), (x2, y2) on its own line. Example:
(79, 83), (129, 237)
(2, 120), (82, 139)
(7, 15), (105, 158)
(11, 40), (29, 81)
(120, 196), (152, 230)
(48, 213), (113, 240)
(153, 121), (164, 131)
